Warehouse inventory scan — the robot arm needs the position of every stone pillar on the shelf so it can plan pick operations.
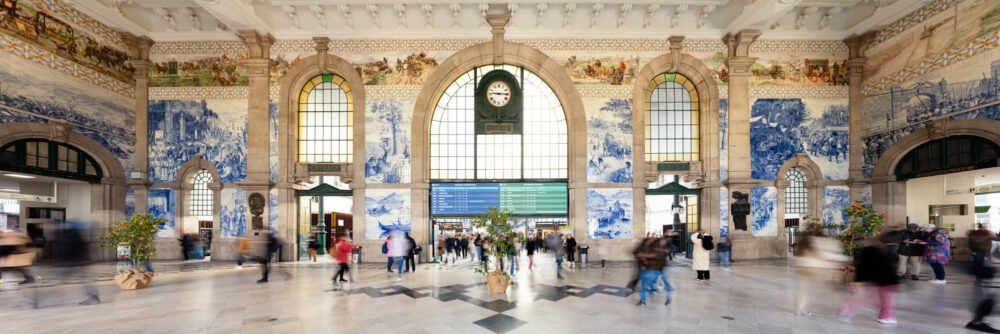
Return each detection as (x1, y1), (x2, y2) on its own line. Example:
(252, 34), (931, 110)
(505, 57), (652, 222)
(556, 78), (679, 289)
(123, 33), (154, 214)
(237, 30), (274, 238)
(844, 33), (875, 203)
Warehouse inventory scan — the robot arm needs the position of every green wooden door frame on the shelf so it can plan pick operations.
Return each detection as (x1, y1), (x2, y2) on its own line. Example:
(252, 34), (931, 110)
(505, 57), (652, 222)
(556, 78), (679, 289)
(645, 175), (701, 258)
(295, 183), (352, 258)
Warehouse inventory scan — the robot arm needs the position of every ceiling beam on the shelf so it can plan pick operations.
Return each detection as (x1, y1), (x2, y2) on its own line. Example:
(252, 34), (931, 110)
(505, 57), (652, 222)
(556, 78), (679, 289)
(192, 0), (270, 32)
(63, 0), (150, 36)
(845, 0), (929, 36)
(724, 0), (804, 33)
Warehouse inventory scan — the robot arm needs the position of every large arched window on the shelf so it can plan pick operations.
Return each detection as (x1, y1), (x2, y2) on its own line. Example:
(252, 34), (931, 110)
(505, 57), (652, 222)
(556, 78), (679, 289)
(784, 167), (807, 215)
(298, 74), (353, 163)
(190, 169), (213, 218)
(645, 73), (700, 162)
(430, 65), (567, 180)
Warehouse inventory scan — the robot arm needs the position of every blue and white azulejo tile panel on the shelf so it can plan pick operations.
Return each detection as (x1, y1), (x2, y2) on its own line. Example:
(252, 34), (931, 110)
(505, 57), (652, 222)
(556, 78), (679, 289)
(586, 98), (633, 183)
(220, 188), (247, 238)
(749, 98), (848, 181)
(823, 186), (850, 227)
(148, 188), (175, 238)
(148, 99), (248, 183)
(751, 187), (777, 237)
(365, 98), (413, 184)
(587, 188), (633, 239)
(365, 189), (411, 240)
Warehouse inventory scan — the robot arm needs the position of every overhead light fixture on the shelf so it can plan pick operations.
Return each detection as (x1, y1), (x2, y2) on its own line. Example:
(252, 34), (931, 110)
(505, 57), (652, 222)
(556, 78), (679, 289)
(3, 173), (36, 179)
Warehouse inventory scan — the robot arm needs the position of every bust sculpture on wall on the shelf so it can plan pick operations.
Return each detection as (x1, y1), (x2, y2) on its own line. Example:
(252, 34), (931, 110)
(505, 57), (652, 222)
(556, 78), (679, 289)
(731, 191), (750, 231)
(248, 192), (265, 230)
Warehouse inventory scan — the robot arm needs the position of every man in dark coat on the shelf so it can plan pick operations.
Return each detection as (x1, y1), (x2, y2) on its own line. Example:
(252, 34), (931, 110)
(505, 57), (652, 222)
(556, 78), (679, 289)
(896, 224), (927, 280)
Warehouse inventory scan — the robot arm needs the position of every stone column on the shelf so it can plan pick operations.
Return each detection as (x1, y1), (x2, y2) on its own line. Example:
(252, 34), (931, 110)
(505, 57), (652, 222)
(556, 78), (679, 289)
(844, 33), (875, 203)
(237, 30), (274, 238)
(723, 30), (764, 259)
(123, 33), (154, 214)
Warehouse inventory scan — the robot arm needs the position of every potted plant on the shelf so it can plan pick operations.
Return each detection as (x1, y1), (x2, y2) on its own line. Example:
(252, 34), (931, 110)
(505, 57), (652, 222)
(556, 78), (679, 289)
(98, 213), (165, 290)
(471, 207), (523, 294)
(818, 200), (887, 284)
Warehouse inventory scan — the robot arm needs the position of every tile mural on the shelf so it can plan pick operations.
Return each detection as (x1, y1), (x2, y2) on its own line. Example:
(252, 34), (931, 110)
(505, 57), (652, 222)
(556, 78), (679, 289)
(586, 98), (633, 183)
(587, 188), (633, 239)
(720, 187), (729, 238)
(0, 51), (135, 174)
(862, 47), (1000, 177)
(751, 187), (777, 237)
(750, 98), (849, 181)
(124, 187), (135, 218)
(269, 101), (278, 183)
(719, 99), (728, 182)
(365, 98), (413, 183)
(220, 188), (247, 238)
(823, 186), (850, 227)
(365, 189), (411, 240)
(148, 188), (175, 238)
(269, 188), (278, 232)
(148, 100), (248, 183)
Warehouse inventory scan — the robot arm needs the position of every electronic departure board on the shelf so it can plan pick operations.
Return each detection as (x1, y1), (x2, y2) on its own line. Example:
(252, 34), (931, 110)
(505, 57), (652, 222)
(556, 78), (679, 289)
(430, 183), (499, 215)
(430, 182), (568, 216)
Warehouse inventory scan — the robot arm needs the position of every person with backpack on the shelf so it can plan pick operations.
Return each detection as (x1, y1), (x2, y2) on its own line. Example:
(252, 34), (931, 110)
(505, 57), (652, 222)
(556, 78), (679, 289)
(691, 230), (713, 282)
(920, 224), (951, 284)
(382, 237), (393, 272)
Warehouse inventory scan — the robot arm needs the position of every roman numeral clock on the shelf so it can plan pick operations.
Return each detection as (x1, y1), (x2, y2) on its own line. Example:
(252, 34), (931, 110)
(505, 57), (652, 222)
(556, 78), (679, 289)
(475, 70), (523, 135)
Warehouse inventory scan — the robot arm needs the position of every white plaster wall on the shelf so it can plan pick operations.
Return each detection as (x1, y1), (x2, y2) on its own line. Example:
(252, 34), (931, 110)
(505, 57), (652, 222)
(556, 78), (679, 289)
(905, 167), (1000, 236)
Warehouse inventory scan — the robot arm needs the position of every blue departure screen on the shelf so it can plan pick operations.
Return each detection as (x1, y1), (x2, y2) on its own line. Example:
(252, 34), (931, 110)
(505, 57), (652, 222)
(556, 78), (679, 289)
(430, 183), (499, 215)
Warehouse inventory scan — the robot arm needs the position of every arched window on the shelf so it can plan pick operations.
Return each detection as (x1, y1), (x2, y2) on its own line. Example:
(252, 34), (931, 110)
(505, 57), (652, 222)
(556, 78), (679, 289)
(645, 73), (700, 162)
(784, 167), (807, 214)
(430, 65), (567, 180)
(190, 170), (213, 218)
(298, 74), (353, 163)
(0, 139), (102, 182)
(894, 135), (1000, 180)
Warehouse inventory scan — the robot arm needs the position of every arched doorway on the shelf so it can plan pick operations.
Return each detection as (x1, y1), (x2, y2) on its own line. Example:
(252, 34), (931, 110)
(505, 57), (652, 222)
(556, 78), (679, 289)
(871, 119), (1000, 250)
(0, 122), (127, 261)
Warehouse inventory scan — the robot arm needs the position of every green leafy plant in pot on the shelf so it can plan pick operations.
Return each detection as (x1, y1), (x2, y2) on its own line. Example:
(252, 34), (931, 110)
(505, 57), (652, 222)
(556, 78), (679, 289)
(471, 207), (523, 293)
(814, 200), (886, 284)
(98, 213), (165, 290)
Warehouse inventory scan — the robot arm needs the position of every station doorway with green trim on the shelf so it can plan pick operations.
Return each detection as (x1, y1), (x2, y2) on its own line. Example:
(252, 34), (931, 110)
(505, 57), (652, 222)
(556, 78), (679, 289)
(295, 178), (353, 261)
(646, 175), (701, 258)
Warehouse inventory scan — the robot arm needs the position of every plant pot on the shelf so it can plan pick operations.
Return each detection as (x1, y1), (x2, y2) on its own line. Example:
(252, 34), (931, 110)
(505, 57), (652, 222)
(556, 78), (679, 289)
(485, 270), (510, 294)
(114, 268), (155, 290)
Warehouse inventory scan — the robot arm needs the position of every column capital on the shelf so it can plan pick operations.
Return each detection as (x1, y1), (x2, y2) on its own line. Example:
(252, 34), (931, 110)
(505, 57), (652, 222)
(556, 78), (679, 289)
(487, 13), (510, 65)
(237, 30), (275, 60)
(723, 29), (760, 59)
(121, 32), (154, 62)
(844, 31), (877, 59)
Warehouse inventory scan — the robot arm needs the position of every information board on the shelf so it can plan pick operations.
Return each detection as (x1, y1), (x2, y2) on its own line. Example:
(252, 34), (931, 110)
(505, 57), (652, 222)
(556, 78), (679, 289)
(430, 183), (499, 215)
(499, 183), (568, 215)
(431, 182), (568, 216)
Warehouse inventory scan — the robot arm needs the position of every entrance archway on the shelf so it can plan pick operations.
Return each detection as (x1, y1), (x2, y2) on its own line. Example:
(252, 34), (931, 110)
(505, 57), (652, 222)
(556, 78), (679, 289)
(871, 118), (1000, 229)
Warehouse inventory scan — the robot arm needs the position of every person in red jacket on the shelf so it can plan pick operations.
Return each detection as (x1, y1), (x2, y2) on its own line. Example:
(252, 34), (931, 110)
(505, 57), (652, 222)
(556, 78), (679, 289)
(333, 237), (355, 283)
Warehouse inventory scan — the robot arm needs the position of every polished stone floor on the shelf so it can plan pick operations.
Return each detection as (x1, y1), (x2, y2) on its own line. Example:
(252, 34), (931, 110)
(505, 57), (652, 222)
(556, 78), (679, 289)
(0, 253), (992, 333)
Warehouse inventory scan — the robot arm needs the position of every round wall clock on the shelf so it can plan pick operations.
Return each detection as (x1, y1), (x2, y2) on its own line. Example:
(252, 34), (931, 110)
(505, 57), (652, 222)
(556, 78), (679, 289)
(486, 81), (511, 107)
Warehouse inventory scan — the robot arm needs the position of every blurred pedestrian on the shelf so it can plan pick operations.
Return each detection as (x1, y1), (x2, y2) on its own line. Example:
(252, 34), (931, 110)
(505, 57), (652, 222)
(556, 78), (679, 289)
(0, 230), (37, 285)
(626, 238), (650, 291)
(387, 230), (410, 281)
(36, 222), (99, 306)
(967, 224), (1000, 332)
(257, 233), (285, 283)
(306, 233), (320, 262)
(565, 234), (577, 268)
(691, 230), (713, 282)
(838, 238), (900, 324)
(654, 237), (675, 304)
(897, 224), (926, 280)
(235, 236), (252, 268)
(405, 232), (417, 272)
(526, 236), (536, 270)
(921, 224), (951, 284)
(634, 237), (668, 306)
(383, 237), (393, 272)
(793, 227), (848, 316)
(717, 236), (732, 272)
(332, 237), (354, 283)
(474, 233), (484, 262)
(460, 234), (470, 259)
(445, 233), (457, 264)
(549, 233), (566, 279)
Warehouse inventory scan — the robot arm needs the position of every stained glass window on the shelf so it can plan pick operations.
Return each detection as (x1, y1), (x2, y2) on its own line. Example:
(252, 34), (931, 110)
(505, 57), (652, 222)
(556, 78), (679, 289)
(784, 167), (808, 214)
(645, 73), (700, 162)
(430, 65), (567, 180)
(190, 170), (213, 218)
(298, 74), (353, 163)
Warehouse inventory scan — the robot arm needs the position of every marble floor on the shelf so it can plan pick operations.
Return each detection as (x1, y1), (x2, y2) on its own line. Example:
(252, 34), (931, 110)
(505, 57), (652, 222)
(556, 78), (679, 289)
(0, 253), (992, 334)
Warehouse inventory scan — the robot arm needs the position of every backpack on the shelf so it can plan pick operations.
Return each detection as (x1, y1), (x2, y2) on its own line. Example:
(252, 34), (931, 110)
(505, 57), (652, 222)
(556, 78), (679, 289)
(702, 235), (714, 251)
(381, 241), (388, 254)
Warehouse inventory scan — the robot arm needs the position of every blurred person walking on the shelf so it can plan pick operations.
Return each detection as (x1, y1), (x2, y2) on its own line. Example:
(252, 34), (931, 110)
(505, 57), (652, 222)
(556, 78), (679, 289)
(179, 231), (193, 260)
(691, 230), (713, 282)
(257, 233), (285, 283)
(896, 224), (926, 280)
(474, 233), (484, 262)
(306, 234), (320, 262)
(444, 234), (457, 264)
(922, 224), (951, 284)
(838, 238), (900, 324)
(235, 237), (253, 268)
(332, 237), (354, 283)
(460, 234), (470, 259)
(34, 222), (100, 306)
(717, 236), (732, 272)
(966, 224), (1000, 332)
(383, 237), (394, 272)
(526, 236), (537, 270)
(0, 230), (37, 285)
(405, 232), (417, 272)
(549, 233), (566, 279)
(793, 227), (848, 316)
(634, 237), (669, 306)
(387, 230), (410, 281)
(654, 237), (675, 304)
(565, 234), (577, 268)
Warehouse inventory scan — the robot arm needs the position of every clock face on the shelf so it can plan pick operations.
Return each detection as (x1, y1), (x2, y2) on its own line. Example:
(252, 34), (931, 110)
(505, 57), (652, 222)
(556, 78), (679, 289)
(486, 81), (511, 107)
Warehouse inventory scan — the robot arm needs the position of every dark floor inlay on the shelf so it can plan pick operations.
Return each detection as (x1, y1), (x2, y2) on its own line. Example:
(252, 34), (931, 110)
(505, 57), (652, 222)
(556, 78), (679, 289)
(473, 314), (528, 333)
